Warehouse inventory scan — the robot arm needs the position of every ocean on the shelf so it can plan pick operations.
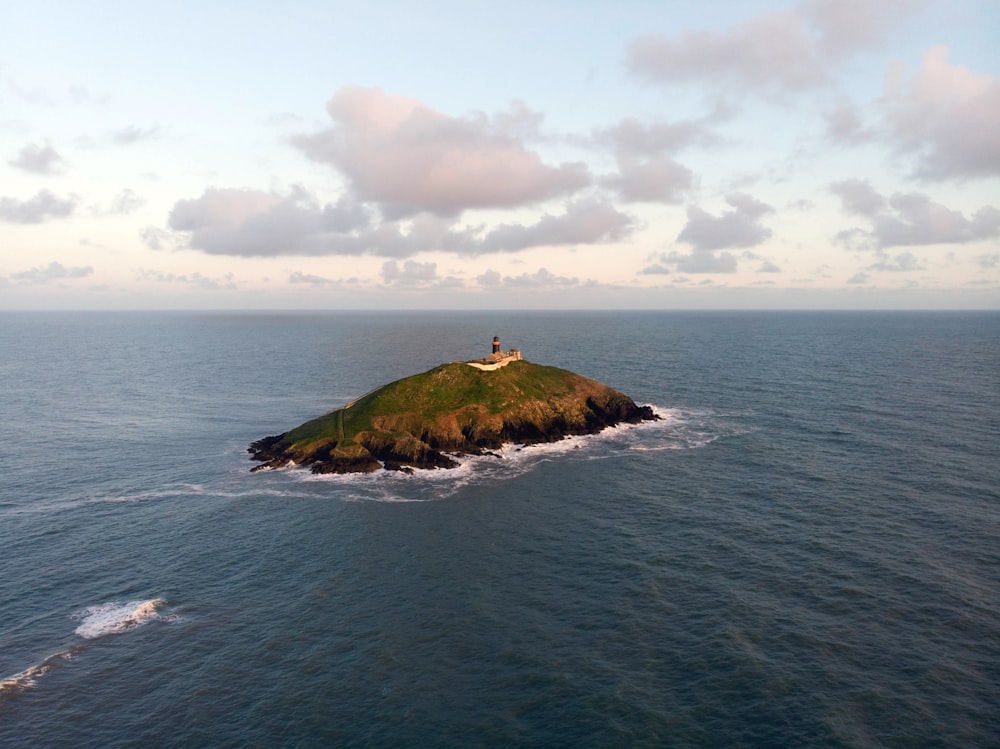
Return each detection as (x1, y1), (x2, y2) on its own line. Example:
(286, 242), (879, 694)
(0, 310), (997, 748)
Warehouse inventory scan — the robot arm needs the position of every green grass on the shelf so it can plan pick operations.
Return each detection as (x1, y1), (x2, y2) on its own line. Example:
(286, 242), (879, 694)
(280, 360), (599, 449)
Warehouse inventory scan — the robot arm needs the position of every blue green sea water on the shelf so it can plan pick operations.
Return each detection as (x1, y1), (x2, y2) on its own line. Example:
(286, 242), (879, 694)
(1, 311), (998, 747)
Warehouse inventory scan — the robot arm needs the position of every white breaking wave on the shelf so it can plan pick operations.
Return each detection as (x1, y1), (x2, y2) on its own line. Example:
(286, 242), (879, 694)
(1, 599), (176, 699)
(0, 646), (82, 697)
(73, 598), (172, 639)
(285, 405), (735, 502)
(626, 405), (735, 450)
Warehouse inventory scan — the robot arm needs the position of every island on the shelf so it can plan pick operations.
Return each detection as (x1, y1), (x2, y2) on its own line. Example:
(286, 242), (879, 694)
(248, 347), (659, 474)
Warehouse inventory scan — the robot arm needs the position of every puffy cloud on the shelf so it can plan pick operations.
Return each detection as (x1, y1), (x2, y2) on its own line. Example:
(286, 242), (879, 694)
(868, 250), (923, 272)
(289, 271), (335, 284)
(476, 269), (502, 286)
(476, 198), (633, 253)
(677, 193), (774, 251)
(627, 11), (824, 94)
(0, 189), (76, 223)
(292, 87), (589, 216)
(11, 261), (93, 284)
(381, 260), (439, 286)
(627, 0), (923, 96)
(659, 249), (739, 274)
(758, 259), (782, 273)
(140, 226), (179, 251)
(170, 188), (284, 231)
(165, 187), (630, 258)
(109, 189), (145, 215)
(167, 187), (386, 257)
(487, 99), (547, 140)
(877, 193), (1000, 246)
(603, 155), (693, 204)
(91, 188), (145, 217)
(881, 45), (1000, 179)
(478, 267), (580, 288)
(596, 116), (717, 155)
(137, 269), (236, 290)
(829, 179), (886, 216)
(831, 181), (1000, 247)
(824, 98), (875, 144)
(644, 193), (774, 274)
(111, 125), (161, 145)
(506, 268), (579, 287)
(638, 263), (672, 275)
(593, 116), (718, 204)
(8, 141), (66, 174)
(801, 0), (926, 58)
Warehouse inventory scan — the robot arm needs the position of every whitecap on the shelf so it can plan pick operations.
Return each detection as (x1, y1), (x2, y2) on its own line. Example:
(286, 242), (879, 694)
(0, 646), (82, 697)
(265, 404), (739, 502)
(73, 598), (171, 639)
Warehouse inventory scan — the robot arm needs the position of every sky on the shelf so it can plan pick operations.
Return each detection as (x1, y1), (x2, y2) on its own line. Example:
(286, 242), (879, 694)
(1, 0), (998, 310)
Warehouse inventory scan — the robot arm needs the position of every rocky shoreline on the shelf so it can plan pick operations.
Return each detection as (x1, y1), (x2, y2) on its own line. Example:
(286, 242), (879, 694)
(248, 360), (659, 474)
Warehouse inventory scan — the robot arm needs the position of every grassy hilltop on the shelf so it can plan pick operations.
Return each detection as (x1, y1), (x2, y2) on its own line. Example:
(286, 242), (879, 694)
(249, 359), (658, 474)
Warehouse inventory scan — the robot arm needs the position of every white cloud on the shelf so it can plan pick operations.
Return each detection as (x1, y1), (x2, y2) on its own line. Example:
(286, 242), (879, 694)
(880, 45), (1000, 179)
(170, 188), (285, 231)
(603, 155), (694, 204)
(595, 116), (718, 155)
(592, 115), (721, 204)
(758, 259), (782, 273)
(109, 189), (145, 215)
(494, 267), (580, 288)
(91, 189), (145, 217)
(140, 226), (181, 251)
(831, 181), (1000, 247)
(802, 0), (926, 58)
(0, 189), (76, 223)
(626, 0), (924, 97)
(289, 271), (335, 284)
(8, 141), (66, 174)
(381, 259), (439, 285)
(677, 193), (775, 251)
(823, 98), (875, 144)
(475, 269), (502, 286)
(111, 125), (161, 145)
(638, 263), (672, 275)
(165, 187), (632, 258)
(643, 193), (775, 274)
(167, 187), (383, 257)
(830, 179), (886, 216)
(627, 10), (824, 94)
(292, 87), (590, 217)
(10, 261), (93, 284)
(868, 250), (923, 272)
(658, 249), (740, 274)
(476, 198), (633, 252)
(137, 269), (236, 290)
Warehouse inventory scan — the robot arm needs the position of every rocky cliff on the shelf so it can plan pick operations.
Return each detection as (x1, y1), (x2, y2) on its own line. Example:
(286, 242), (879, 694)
(249, 359), (659, 474)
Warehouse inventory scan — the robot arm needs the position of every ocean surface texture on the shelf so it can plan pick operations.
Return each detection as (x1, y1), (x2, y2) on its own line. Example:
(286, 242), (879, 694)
(1, 311), (997, 748)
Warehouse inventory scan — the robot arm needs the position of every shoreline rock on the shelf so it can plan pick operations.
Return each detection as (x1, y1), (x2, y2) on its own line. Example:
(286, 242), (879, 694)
(248, 360), (659, 474)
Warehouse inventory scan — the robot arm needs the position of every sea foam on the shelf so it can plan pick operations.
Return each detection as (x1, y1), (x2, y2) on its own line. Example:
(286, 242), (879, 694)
(73, 598), (170, 639)
(286, 405), (716, 502)
(1, 599), (173, 699)
(0, 646), (82, 698)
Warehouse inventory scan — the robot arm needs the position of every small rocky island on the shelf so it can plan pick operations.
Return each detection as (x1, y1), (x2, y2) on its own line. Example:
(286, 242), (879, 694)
(249, 343), (659, 474)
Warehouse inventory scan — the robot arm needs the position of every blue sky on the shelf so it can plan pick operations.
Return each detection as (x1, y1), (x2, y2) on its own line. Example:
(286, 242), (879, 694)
(2, 0), (998, 309)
